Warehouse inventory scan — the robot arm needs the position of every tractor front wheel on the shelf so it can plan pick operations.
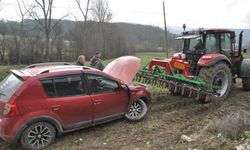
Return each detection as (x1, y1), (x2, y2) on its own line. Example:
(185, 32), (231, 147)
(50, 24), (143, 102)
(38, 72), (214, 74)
(198, 62), (232, 101)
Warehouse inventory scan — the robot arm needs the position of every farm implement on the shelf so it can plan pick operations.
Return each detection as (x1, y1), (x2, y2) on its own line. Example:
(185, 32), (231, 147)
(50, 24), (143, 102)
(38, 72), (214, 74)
(135, 27), (250, 102)
(135, 60), (221, 102)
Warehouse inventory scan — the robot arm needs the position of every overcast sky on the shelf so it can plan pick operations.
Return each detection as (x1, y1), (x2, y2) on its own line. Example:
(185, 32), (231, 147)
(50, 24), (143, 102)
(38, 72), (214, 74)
(0, 0), (250, 29)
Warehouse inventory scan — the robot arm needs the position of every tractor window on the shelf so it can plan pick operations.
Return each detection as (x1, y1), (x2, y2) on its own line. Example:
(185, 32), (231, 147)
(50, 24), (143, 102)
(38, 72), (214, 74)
(221, 33), (231, 51)
(183, 36), (202, 51)
(205, 34), (218, 53)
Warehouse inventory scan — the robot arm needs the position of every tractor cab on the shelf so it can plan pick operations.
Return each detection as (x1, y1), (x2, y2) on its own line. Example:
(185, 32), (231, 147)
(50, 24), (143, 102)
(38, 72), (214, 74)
(178, 29), (236, 55)
(175, 29), (241, 76)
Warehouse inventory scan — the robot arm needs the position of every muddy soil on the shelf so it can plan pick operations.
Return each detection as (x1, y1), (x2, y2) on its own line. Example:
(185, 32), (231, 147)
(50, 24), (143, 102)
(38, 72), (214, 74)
(1, 80), (250, 150)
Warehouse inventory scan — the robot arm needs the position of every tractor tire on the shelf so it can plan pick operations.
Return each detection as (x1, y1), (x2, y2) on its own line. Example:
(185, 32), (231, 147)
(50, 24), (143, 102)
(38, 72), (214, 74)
(198, 62), (232, 101)
(242, 77), (250, 91)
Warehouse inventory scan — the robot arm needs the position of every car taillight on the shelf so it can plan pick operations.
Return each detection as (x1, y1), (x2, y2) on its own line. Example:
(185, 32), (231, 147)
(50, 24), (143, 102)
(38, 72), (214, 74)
(3, 102), (19, 117)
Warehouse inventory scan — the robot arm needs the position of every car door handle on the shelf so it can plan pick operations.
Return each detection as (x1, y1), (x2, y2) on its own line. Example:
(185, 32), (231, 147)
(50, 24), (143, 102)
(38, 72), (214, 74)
(51, 105), (61, 111)
(94, 99), (103, 105)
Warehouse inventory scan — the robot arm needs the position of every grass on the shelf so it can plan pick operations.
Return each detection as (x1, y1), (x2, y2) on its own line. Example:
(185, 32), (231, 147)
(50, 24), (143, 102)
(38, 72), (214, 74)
(135, 52), (166, 68)
(0, 52), (166, 81)
(100, 52), (166, 68)
(0, 51), (249, 81)
(0, 65), (24, 81)
(243, 52), (250, 59)
(148, 85), (170, 100)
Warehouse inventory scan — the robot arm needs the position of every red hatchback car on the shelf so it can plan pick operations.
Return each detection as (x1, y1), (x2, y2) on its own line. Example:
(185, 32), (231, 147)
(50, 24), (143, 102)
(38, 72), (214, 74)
(0, 63), (150, 150)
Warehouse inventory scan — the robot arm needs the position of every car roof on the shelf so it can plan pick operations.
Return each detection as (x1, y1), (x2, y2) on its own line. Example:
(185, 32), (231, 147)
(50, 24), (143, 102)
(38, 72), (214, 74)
(11, 64), (101, 80)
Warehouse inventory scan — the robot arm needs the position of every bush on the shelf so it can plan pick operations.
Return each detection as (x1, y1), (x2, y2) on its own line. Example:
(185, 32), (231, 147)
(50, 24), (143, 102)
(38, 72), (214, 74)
(216, 109), (250, 140)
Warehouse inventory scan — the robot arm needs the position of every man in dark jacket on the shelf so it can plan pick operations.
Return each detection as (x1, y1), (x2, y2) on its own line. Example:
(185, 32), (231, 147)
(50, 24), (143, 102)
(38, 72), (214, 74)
(76, 55), (86, 66)
(90, 51), (104, 70)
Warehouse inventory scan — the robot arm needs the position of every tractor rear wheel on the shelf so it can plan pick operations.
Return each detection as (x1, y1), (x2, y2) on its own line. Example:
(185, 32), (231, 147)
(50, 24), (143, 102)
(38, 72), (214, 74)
(242, 77), (250, 91)
(198, 62), (232, 101)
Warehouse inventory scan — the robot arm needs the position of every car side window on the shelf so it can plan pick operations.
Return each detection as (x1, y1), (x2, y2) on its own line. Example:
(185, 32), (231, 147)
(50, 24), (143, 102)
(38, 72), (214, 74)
(41, 74), (86, 98)
(41, 79), (56, 97)
(86, 74), (119, 94)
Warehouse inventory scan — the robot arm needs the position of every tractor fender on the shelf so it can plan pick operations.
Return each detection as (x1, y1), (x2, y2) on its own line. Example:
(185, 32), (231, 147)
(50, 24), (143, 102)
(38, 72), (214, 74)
(198, 54), (231, 67)
(240, 59), (250, 78)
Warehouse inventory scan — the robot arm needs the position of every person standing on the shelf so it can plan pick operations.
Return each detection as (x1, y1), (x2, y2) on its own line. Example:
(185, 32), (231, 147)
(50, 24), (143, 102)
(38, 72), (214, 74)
(76, 55), (86, 66)
(90, 51), (104, 70)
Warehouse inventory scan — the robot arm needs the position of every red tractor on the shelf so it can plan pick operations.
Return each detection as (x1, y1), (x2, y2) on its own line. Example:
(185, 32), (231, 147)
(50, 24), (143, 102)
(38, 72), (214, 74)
(136, 28), (250, 102)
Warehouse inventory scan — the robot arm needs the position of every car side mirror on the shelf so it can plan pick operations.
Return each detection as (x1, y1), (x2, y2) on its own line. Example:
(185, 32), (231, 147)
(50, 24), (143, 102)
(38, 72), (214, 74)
(243, 49), (247, 53)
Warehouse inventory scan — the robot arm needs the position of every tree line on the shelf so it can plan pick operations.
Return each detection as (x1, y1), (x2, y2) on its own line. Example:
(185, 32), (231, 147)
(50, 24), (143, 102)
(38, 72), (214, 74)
(0, 0), (180, 65)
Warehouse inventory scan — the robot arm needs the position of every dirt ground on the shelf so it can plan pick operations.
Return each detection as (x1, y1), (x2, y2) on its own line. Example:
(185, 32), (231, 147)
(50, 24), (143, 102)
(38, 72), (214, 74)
(1, 80), (250, 150)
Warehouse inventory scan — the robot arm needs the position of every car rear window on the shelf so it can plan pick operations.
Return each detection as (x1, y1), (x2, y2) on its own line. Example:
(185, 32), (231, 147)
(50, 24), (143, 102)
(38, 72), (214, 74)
(0, 74), (23, 101)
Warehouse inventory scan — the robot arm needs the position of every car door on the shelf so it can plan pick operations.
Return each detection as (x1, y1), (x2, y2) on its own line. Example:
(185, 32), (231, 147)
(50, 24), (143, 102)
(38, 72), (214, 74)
(85, 73), (129, 125)
(41, 74), (93, 130)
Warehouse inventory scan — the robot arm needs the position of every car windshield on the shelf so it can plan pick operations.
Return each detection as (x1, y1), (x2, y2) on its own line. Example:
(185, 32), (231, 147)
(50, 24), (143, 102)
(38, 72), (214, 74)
(182, 35), (203, 51)
(0, 74), (23, 101)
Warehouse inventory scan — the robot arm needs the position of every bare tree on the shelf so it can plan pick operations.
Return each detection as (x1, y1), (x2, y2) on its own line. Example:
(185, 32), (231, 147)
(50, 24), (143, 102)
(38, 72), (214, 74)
(75, 0), (91, 22)
(13, 0), (31, 64)
(0, 21), (7, 64)
(51, 23), (64, 61)
(75, 0), (91, 35)
(91, 0), (112, 23)
(90, 0), (112, 58)
(26, 0), (67, 61)
(70, 0), (91, 58)
(0, 0), (3, 11)
(0, 1), (4, 63)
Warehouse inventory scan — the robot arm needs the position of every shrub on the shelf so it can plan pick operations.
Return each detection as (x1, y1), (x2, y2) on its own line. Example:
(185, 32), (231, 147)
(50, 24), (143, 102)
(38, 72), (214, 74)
(216, 109), (250, 140)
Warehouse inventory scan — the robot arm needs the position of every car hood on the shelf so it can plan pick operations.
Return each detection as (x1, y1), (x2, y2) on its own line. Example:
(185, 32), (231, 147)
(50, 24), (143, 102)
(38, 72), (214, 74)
(103, 56), (140, 84)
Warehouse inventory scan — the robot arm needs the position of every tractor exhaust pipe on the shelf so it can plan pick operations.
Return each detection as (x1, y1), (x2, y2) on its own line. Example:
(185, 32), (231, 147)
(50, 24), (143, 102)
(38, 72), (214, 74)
(238, 31), (243, 55)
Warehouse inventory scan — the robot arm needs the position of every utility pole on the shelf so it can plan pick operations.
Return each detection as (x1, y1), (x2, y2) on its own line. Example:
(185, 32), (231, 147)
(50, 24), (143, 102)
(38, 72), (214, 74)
(163, 1), (168, 58)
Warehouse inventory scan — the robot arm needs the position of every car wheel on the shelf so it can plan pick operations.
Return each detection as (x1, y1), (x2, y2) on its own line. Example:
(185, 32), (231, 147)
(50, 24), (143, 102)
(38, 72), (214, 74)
(125, 99), (147, 121)
(21, 122), (56, 150)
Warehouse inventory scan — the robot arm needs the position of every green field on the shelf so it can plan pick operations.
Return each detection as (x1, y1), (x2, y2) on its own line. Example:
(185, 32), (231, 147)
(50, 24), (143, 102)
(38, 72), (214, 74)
(0, 65), (25, 81)
(1, 51), (249, 78)
(101, 52), (166, 67)
(0, 53), (166, 80)
(0, 51), (249, 82)
(2, 51), (248, 99)
(243, 52), (250, 59)
(0, 52), (168, 99)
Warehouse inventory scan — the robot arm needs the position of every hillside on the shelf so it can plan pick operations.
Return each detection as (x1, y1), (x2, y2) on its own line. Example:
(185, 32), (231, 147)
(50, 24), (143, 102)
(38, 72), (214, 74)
(0, 19), (178, 52)
(114, 23), (179, 51)
(234, 29), (250, 45)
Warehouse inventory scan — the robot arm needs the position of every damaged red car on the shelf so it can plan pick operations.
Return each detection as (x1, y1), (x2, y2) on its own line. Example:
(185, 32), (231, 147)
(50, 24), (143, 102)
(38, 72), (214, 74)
(0, 57), (150, 150)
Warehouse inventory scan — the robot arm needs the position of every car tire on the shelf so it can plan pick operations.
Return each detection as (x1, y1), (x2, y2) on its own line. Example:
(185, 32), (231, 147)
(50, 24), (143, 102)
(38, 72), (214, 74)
(125, 99), (147, 121)
(21, 122), (56, 150)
